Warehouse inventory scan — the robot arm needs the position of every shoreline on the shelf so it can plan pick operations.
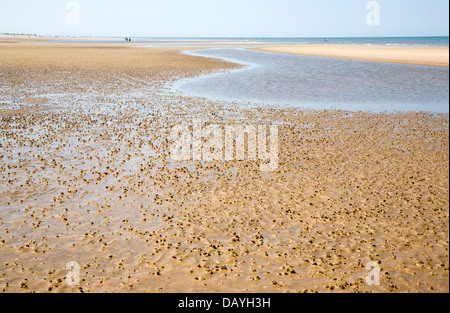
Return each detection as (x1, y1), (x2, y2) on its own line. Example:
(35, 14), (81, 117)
(1, 36), (449, 68)
(254, 45), (450, 67)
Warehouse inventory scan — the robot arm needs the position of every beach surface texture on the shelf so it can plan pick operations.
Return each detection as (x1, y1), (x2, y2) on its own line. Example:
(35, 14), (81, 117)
(0, 40), (448, 293)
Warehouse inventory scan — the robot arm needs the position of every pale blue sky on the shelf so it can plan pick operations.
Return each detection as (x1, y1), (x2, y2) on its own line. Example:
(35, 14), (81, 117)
(0, 0), (448, 37)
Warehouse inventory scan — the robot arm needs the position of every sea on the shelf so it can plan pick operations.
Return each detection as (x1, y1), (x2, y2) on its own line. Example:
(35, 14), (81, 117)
(50, 36), (449, 47)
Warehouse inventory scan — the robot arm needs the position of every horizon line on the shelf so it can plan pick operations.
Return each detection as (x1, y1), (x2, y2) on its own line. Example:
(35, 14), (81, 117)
(1, 33), (449, 39)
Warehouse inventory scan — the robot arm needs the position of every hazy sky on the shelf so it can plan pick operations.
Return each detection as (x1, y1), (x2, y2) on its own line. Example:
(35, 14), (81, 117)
(0, 0), (448, 37)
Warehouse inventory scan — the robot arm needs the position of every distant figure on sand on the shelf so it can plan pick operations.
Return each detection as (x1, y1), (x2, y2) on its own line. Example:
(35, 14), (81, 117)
(324, 38), (329, 43)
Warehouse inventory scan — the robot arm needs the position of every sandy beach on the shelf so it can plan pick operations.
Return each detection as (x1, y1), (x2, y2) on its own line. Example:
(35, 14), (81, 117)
(255, 45), (450, 67)
(0, 41), (448, 293)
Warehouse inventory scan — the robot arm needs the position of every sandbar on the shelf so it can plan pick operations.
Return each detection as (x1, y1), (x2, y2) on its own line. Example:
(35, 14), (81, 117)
(255, 45), (450, 67)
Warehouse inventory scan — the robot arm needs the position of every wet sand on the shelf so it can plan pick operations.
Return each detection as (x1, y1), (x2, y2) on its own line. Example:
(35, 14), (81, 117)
(0, 41), (449, 293)
(255, 45), (450, 67)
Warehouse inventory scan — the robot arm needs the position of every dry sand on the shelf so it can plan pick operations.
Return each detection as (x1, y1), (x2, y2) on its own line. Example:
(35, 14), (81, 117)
(0, 41), (449, 293)
(255, 45), (450, 67)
